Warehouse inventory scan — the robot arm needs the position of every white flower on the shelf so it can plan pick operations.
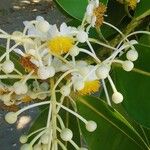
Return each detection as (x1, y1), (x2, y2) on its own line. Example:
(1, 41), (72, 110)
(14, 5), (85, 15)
(49, 22), (77, 38)
(85, 0), (99, 26)
(23, 16), (50, 40)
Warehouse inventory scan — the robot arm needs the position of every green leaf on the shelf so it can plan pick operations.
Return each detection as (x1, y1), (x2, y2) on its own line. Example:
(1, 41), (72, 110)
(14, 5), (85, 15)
(134, 0), (150, 17)
(112, 35), (150, 128)
(56, 0), (109, 21)
(76, 96), (149, 150)
(56, 0), (88, 20)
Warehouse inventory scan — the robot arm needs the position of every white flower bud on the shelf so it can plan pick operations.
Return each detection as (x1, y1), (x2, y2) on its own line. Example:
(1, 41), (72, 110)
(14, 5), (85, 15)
(13, 82), (28, 95)
(5, 112), (17, 124)
(60, 128), (73, 141)
(122, 60), (134, 72)
(2, 60), (14, 74)
(69, 46), (80, 57)
(29, 91), (37, 99)
(33, 144), (42, 150)
(86, 120), (97, 132)
(76, 30), (88, 43)
(19, 135), (28, 144)
(60, 85), (71, 96)
(112, 92), (123, 104)
(96, 64), (110, 79)
(20, 144), (32, 150)
(36, 20), (50, 33)
(126, 49), (138, 61)
(74, 80), (85, 91)
(40, 82), (49, 91)
(37, 93), (47, 100)
(41, 133), (49, 144)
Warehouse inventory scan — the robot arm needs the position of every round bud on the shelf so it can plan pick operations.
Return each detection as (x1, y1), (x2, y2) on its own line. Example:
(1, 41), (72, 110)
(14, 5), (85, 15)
(126, 49), (138, 61)
(76, 31), (88, 43)
(60, 85), (71, 96)
(41, 133), (49, 144)
(37, 93), (47, 100)
(29, 92), (37, 99)
(122, 60), (134, 72)
(96, 64), (110, 79)
(47, 66), (55, 77)
(19, 135), (28, 144)
(60, 128), (73, 141)
(33, 144), (42, 150)
(69, 46), (80, 57)
(36, 20), (50, 33)
(86, 120), (97, 132)
(74, 80), (84, 91)
(13, 82), (28, 95)
(78, 148), (88, 150)
(112, 92), (123, 104)
(20, 144), (32, 150)
(37, 67), (50, 80)
(40, 82), (49, 91)
(5, 112), (17, 124)
(2, 60), (14, 74)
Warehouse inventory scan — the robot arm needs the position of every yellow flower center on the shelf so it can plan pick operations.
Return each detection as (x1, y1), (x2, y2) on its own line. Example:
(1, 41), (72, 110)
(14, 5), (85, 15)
(129, 0), (137, 10)
(47, 36), (74, 55)
(78, 80), (100, 95)
(22, 96), (32, 103)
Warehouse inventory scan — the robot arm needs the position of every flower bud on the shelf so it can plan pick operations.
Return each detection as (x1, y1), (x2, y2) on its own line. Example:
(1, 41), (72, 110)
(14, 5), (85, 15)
(60, 128), (73, 141)
(112, 92), (123, 104)
(76, 30), (88, 43)
(5, 112), (17, 124)
(19, 135), (28, 144)
(2, 60), (14, 74)
(69, 46), (80, 57)
(86, 120), (97, 132)
(13, 82), (28, 95)
(126, 49), (138, 61)
(122, 60), (134, 72)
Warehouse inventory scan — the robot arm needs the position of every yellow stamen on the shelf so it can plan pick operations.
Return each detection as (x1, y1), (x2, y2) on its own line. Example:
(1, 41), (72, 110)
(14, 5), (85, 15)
(94, 3), (107, 27)
(20, 56), (37, 73)
(128, 0), (137, 10)
(78, 80), (100, 95)
(47, 36), (74, 55)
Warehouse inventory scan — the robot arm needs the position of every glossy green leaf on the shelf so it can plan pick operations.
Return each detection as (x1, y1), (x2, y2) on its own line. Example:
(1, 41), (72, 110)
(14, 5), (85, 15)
(112, 35), (150, 128)
(76, 96), (149, 150)
(56, 0), (108, 21)
(134, 0), (150, 17)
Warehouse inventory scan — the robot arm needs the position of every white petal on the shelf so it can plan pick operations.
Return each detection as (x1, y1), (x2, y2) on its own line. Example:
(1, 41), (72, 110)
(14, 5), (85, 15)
(36, 16), (45, 21)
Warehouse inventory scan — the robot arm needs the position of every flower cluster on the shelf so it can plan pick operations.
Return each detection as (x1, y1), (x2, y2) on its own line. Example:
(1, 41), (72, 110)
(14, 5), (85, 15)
(0, 0), (148, 149)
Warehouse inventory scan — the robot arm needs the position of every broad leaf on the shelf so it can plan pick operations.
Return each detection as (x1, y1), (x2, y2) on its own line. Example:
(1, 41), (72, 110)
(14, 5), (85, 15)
(76, 96), (149, 150)
(134, 0), (150, 17)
